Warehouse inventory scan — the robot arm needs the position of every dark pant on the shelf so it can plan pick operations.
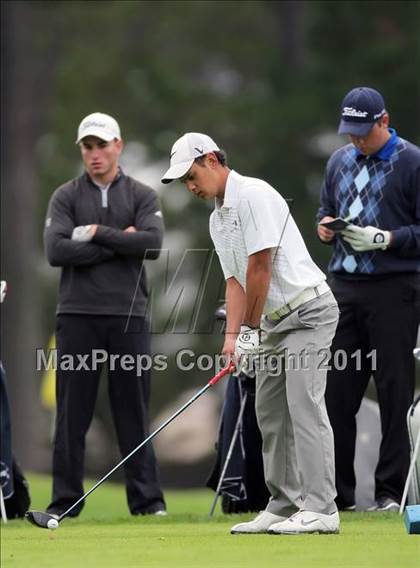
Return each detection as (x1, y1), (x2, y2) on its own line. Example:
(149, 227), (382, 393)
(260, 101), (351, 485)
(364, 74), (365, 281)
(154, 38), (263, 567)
(326, 274), (419, 508)
(48, 315), (165, 516)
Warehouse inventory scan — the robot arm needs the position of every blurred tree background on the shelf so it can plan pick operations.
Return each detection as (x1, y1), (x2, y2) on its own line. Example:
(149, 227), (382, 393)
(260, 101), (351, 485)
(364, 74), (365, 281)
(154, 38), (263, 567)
(1, 0), (419, 481)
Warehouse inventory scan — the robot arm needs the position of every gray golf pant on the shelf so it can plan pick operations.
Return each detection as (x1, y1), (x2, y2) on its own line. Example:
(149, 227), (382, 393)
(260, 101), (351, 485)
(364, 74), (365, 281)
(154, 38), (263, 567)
(256, 291), (339, 516)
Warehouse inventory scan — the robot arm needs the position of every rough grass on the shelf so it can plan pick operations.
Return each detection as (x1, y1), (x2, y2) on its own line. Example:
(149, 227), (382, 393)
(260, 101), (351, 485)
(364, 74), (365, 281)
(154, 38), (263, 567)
(1, 474), (419, 567)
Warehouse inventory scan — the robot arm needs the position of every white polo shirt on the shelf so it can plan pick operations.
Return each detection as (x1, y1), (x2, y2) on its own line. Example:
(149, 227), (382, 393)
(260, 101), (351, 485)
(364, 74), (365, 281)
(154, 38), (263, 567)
(209, 170), (326, 314)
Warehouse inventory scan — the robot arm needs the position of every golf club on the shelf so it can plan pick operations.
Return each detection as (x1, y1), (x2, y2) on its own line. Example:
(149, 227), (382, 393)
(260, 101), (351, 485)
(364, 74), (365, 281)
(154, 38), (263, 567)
(26, 363), (235, 530)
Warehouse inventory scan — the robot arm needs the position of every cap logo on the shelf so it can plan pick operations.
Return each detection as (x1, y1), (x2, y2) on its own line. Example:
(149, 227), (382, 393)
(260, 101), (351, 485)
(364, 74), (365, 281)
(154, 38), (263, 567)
(82, 120), (109, 129)
(373, 110), (385, 120)
(170, 150), (177, 159)
(194, 146), (204, 154)
(342, 107), (368, 118)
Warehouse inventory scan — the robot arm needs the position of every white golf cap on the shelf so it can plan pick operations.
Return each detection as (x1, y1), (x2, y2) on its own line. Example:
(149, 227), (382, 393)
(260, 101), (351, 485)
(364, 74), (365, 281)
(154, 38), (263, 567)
(161, 132), (220, 184)
(76, 112), (121, 144)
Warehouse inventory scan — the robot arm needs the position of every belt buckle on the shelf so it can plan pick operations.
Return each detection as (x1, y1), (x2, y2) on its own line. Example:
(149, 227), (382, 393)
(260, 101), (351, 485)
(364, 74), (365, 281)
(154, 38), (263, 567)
(284, 303), (292, 316)
(270, 302), (292, 321)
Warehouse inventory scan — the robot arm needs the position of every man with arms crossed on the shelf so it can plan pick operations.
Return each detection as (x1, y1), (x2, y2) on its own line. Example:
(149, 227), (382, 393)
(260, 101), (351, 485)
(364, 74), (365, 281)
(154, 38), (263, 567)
(162, 133), (340, 534)
(44, 113), (166, 517)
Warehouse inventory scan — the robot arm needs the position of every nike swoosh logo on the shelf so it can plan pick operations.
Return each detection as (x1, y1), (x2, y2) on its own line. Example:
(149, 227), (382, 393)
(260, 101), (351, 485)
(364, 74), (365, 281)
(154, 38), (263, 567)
(195, 146), (204, 154)
(170, 150), (177, 158)
(300, 519), (318, 526)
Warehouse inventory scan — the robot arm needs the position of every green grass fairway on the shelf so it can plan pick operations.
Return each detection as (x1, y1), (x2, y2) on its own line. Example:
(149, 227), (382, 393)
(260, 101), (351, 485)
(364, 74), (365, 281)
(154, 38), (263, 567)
(1, 474), (419, 568)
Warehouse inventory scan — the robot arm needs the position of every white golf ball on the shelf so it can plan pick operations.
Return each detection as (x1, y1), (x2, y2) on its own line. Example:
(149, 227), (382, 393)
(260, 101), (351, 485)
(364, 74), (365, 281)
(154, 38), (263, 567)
(47, 518), (59, 530)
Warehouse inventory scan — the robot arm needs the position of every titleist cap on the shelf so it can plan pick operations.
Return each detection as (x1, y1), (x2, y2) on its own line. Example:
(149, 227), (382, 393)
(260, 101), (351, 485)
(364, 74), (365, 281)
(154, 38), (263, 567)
(338, 87), (386, 136)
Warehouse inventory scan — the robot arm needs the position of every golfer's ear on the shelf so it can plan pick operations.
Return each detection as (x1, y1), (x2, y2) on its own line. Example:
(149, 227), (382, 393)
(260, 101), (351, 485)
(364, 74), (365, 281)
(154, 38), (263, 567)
(206, 153), (219, 168)
(115, 138), (124, 153)
(380, 113), (389, 129)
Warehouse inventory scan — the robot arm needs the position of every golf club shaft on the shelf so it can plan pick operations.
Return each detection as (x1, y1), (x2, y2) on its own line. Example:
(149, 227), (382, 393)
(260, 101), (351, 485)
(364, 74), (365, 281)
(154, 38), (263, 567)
(399, 429), (420, 514)
(59, 364), (234, 521)
(0, 487), (7, 523)
(400, 349), (420, 514)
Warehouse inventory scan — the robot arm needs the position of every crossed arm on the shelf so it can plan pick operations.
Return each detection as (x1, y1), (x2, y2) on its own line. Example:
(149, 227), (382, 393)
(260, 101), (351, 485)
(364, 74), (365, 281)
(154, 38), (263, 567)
(45, 191), (163, 267)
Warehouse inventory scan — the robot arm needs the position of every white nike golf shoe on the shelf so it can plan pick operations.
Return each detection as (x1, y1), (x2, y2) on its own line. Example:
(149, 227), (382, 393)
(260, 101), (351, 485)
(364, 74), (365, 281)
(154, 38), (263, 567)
(231, 511), (287, 534)
(268, 510), (340, 534)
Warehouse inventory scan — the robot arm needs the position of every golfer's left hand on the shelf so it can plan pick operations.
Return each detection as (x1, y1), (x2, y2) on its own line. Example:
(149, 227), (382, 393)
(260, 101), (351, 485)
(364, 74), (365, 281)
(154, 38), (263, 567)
(342, 224), (391, 252)
(235, 325), (261, 356)
(234, 325), (261, 374)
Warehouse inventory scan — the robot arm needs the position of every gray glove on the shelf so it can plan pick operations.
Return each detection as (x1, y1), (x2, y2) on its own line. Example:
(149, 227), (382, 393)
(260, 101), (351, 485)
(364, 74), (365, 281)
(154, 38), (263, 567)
(71, 225), (94, 242)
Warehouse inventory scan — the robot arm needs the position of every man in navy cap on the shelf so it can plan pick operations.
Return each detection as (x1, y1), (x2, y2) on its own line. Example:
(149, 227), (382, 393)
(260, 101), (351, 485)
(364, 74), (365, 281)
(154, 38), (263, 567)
(317, 87), (420, 512)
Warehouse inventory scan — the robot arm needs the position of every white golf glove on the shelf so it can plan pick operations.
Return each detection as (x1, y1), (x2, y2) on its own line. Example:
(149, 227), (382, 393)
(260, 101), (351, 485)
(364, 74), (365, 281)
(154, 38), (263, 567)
(342, 224), (391, 251)
(235, 325), (261, 356)
(72, 225), (94, 242)
(235, 325), (261, 375)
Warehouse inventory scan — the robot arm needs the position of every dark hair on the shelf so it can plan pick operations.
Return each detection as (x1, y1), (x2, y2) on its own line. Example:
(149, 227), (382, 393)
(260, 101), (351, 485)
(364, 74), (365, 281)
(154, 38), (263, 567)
(194, 149), (228, 167)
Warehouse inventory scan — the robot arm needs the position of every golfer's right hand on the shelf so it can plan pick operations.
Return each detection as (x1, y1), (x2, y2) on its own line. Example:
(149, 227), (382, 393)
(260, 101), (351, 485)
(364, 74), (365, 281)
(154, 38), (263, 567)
(317, 216), (336, 243)
(222, 336), (236, 367)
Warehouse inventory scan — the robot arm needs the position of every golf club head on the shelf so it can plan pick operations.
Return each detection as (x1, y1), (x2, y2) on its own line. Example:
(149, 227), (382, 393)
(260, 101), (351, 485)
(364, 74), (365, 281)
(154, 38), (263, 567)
(25, 510), (59, 529)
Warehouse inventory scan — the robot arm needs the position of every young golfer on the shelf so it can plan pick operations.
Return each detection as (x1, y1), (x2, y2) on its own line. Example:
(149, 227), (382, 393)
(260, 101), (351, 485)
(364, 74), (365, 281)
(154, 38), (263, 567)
(162, 133), (340, 534)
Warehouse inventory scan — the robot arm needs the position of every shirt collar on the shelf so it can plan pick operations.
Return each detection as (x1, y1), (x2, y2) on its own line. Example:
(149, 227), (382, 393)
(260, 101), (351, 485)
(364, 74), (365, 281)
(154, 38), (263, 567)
(85, 167), (123, 188)
(215, 170), (241, 210)
(355, 128), (398, 161)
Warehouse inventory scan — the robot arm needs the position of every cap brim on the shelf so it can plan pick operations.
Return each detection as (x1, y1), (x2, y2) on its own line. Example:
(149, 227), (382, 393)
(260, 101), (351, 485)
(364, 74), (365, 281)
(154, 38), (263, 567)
(76, 128), (116, 144)
(338, 120), (374, 137)
(161, 159), (194, 184)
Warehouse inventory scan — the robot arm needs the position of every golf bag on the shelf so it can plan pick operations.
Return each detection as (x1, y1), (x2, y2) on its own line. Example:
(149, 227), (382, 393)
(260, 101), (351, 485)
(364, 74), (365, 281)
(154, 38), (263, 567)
(0, 362), (31, 519)
(407, 394), (420, 504)
(207, 371), (270, 513)
(3, 460), (31, 519)
(207, 304), (269, 513)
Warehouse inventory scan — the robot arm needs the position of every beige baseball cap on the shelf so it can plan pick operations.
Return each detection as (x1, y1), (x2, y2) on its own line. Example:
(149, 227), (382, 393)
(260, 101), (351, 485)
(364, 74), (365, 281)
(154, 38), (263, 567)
(76, 112), (121, 144)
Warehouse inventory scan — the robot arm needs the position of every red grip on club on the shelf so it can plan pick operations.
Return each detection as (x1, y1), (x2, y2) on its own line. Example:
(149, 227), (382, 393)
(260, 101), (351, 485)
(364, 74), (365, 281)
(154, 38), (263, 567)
(208, 363), (236, 386)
